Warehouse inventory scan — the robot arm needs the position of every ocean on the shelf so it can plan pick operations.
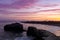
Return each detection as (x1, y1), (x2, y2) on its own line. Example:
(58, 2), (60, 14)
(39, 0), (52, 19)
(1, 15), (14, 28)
(0, 22), (60, 40)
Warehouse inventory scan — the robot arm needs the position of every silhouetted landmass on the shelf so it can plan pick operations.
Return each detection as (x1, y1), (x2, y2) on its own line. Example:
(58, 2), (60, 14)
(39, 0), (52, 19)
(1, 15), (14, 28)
(27, 26), (60, 40)
(4, 23), (24, 33)
(3, 23), (60, 40)
(21, 21), (60, 26)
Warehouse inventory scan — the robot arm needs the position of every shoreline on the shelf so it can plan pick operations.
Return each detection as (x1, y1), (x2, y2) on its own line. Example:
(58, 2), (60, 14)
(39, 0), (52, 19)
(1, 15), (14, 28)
(21, 21), (60, 27)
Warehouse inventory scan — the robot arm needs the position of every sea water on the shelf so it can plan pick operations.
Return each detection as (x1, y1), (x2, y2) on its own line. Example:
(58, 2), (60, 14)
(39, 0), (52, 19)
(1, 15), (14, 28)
(0, 22), (60, 40)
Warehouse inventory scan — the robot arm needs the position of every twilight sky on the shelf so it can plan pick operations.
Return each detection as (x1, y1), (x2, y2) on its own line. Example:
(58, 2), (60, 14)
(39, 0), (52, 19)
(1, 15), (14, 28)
(0, 0), (60, 21)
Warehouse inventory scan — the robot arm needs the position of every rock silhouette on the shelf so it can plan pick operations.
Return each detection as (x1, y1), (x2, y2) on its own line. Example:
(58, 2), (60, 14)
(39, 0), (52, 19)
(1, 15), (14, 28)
(35, 29), (59, 40)
(27, 26), (60, 40)
(33, 37), (44, 40)
(27, 26), (44, 40)
(4, 24), (60, 40)
(27, 26), (37, 37)
(36, 30), (54, 37)
(4, 23), (23, 33)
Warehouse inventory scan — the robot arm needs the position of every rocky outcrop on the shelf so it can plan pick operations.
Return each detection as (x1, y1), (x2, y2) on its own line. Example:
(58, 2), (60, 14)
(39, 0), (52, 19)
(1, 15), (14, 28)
(27, 26), (37, 37)
(4, 24), (60, 40)
(33, 29), (60, 40)
(27, 26), (60, 40)
(37, 30), (54, 37)
(36, 29), (60, 40)
(4, 23), (23, 33)
(27, 27), (44, 40)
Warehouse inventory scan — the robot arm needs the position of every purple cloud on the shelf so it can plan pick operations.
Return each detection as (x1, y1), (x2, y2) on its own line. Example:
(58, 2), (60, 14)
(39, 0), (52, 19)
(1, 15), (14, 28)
(0, 0), (60, 14)
(0, 0), (37, 9)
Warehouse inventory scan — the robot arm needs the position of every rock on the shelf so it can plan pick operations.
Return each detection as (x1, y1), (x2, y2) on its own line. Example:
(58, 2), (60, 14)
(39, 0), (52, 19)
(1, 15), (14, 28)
(33, 30), (45, 40)
(33, 37), (44, 40)
(45, 35), (60, 40)
(36, 29), (60, 40)
(27, 26), (37, 37)
(26, 27), (59, 40)
(37, 30), (53, 37)
(37, 30), (55, 37)
(27, 27), (44, 40)
(4, 23), (23, 33)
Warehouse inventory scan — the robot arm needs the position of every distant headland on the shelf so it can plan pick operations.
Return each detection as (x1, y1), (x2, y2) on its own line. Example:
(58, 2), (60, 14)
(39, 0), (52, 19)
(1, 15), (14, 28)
(21, 21), (60, 26)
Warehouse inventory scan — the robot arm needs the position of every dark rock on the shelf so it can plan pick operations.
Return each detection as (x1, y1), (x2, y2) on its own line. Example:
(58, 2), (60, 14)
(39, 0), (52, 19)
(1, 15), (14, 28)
(37, 30), (55, 37)
(33, 37), (44, 40)
(4, 23), (23, 33)
(27, 26), (37, 37)
(33, 30), (45, 40)
(26, 26), (60, 40)
(36, 29), (60, 40)
(27, 27), (44, 40)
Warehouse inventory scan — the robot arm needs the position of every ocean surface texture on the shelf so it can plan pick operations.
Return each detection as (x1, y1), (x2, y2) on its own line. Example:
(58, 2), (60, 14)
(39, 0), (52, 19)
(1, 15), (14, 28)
(0, 22), (60, 40)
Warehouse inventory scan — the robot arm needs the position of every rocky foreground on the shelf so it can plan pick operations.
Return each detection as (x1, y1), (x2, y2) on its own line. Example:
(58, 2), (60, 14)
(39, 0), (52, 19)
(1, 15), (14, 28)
(4, 23), (60, 40)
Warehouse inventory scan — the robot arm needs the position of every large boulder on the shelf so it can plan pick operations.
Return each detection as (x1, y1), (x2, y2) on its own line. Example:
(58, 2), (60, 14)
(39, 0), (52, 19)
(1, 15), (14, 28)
(27, 27), (44, 40)
(37, 30), (56, 37)
(33, 29), (60, 40)
(33, 37), (44, 40)
(36, 29), (60, 40)
(35, 30), (54, 38)
(45, 35), (60, 40)
(27, 27), (59, 40)
(27, 26), (37, 37)
(4, 23), (23, 33)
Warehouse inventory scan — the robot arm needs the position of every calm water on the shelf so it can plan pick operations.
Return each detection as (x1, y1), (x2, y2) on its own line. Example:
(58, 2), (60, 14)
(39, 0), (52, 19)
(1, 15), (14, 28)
(0, 22), (60, 40)
(21, 23), (60, 36)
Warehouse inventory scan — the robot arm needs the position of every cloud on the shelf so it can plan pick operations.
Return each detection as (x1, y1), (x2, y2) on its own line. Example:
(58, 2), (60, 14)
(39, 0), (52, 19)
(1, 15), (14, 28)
(0, 0), (17, 4)
(0, 0), (37, 9)
(1, 4), (60, 13)
(0, 0), (60, 13)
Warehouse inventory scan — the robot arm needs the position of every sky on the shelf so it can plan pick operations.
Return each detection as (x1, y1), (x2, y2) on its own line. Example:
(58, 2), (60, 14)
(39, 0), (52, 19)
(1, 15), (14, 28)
(0, 0), (60, 21)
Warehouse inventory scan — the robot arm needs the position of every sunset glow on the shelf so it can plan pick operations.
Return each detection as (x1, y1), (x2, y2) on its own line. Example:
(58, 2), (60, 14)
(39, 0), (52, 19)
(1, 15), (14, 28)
(0, 0), (60, 21)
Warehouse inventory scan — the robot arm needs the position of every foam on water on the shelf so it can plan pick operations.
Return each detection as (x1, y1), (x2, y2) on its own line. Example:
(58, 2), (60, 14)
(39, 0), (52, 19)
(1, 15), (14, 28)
(15, 32), (34, 40)
(0, 22), (34, 40)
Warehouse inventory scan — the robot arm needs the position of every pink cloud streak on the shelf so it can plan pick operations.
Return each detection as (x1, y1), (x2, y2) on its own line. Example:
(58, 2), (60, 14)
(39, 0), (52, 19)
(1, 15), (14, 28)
(0, 0), (37, 9)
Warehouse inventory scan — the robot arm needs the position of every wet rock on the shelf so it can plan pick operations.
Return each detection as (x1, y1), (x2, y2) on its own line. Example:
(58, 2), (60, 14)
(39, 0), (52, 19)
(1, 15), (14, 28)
(4, 23), (23, 33)
(27, 26), (37, 37)
(33, 37), (44, 40)
(36, 29), (60, 40)
(33, 30), (45, 40)
(45, 35), (60, 40)
(37, 30), (55, 37)
(37, 30), (56, 37)
(27, 26), (59, 40)
(27, 27), (44, 40)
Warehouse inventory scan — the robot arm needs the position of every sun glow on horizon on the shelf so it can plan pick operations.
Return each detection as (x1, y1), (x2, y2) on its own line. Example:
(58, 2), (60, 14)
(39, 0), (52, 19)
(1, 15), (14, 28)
(23, 11), (60, 21)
